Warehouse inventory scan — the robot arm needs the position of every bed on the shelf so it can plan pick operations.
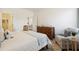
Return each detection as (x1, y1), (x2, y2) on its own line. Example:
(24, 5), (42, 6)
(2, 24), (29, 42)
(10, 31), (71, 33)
(0, 31), (50, 51)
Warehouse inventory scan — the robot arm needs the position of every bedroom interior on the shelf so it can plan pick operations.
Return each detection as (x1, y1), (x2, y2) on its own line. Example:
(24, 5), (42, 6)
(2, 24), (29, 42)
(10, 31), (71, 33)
(0, 8), (79, 51)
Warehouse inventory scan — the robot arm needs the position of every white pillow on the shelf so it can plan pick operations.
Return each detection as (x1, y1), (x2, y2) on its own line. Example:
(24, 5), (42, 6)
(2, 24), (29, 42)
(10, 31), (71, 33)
(0, 27), (4, 32)
(0, 27), (4, 42)
(0, 32), (4, 42)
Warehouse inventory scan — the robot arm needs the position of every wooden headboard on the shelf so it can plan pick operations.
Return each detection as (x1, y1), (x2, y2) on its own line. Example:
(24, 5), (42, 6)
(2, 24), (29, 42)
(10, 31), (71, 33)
(37, 26), (55, 40)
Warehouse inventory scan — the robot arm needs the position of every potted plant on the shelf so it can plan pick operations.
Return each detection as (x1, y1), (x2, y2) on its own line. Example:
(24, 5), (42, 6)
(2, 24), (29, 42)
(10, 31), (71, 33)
(72, 32), (76, 36)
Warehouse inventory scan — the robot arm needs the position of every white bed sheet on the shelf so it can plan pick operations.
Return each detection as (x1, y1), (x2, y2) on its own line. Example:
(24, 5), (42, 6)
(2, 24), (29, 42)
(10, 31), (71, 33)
(0, 32), (39, 51)
(0, 31), (49, 51)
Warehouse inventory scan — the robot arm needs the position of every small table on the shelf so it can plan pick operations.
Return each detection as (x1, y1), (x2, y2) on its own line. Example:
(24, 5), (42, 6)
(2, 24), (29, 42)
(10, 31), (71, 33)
(62, 38), (70, 51)
(55, 35), (77, 51)
(55, 35), (70, 51)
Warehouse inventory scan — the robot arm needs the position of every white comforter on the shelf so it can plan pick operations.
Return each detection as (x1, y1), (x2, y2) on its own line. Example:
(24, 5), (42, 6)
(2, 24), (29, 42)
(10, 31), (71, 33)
(25, 31), (49, 48)
(0, 31), (49, 51)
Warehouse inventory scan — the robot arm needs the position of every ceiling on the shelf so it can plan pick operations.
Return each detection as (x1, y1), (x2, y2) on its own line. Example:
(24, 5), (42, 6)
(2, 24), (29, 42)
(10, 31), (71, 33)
(26, 8), (42, 12)
(26, 8), (54, 12)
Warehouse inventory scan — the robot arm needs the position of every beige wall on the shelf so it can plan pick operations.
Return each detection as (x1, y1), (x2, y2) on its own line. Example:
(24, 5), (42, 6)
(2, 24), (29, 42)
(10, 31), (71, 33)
(0, 8), (77, 34)
(0, 8), (34, 32)
(33, 8), (77, 34)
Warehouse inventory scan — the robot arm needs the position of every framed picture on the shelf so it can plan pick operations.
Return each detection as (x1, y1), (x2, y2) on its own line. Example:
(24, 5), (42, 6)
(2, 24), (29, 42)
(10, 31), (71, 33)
(2, 19), (8, 31)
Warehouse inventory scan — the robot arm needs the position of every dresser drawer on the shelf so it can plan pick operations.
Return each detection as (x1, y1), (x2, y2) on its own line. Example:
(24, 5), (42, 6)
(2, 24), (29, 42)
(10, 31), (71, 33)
(37, 26), (55, 40)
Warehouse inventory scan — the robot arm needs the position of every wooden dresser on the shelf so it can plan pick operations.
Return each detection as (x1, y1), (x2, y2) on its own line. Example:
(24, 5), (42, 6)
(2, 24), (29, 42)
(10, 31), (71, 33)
(37, 26), (55, 40)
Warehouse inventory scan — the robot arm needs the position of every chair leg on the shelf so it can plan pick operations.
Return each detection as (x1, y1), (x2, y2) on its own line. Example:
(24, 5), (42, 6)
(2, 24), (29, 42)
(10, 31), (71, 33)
(72, 41), (77, 51)
(75, 41), (77, 51)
